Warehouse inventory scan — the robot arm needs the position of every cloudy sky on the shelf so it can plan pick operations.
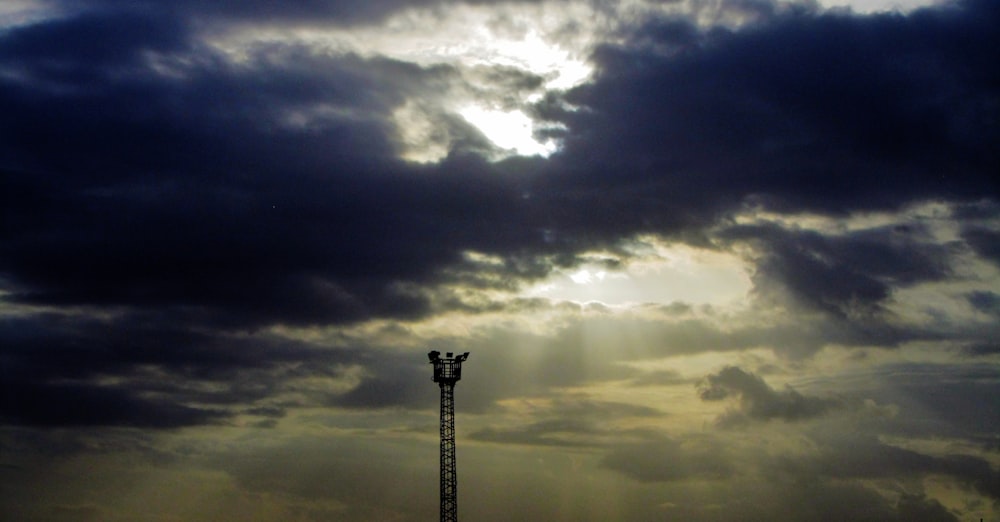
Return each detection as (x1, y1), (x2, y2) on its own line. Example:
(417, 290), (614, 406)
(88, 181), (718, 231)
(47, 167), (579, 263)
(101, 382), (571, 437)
(1, 0), (998, 520)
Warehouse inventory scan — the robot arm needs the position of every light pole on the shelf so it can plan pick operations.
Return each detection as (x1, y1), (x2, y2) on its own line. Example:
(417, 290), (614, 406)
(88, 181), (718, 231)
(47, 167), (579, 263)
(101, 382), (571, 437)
(428, 350), (469, 522)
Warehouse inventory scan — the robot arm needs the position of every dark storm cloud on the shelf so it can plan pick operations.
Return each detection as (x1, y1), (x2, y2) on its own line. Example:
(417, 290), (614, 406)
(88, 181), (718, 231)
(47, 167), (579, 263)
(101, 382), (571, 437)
(962, 226), (1000, 265)
(0, 7), (524, 329)
(698, 366), (845, 425)
(962, 342), (1000, 356)
(0, 9), (189, 73)
(47, 0), (439, 27)
(0, 26), (429, 184)
(542, 0), (998, 222)
(0, 312), (358, 382)
(2, 0), (999, 433)
(719, 221), (955, 318)
(0, 378), (229, 428)
(967, 291), (1000, 316)
(0, 3), (997, 520)
(52, 0), (561, 28)
(4, 0), (998, 329)
(0, 311), (366, 426)
(523, 0), (1000, 343)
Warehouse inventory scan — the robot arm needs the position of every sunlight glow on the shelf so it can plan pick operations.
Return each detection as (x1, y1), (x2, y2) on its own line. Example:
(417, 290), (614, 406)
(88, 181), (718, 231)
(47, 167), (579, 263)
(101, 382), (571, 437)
(523, 240), (752, 306)
(0, 0), (49, 29)
(816, 0), (939, 13)
(206, 3), (595, 162)
(202, 0), (940, 165)
(460, 106), (559, 157)
(392, 100), (450, 163)
(569, 269), (608, 285)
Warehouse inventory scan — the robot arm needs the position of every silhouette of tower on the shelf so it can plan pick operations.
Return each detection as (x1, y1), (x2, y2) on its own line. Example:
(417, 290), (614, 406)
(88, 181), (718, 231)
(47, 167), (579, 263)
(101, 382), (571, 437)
(428, 350), (469, 522)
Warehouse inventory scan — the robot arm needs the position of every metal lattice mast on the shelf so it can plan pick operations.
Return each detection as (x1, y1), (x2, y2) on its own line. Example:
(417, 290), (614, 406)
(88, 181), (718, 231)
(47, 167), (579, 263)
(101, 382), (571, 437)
(428, 351), (469, 522)
(439, 381), (457, 521)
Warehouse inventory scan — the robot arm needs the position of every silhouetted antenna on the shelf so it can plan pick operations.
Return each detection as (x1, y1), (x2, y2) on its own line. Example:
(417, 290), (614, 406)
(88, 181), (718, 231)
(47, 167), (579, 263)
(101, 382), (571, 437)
(428, 350), (469, 522)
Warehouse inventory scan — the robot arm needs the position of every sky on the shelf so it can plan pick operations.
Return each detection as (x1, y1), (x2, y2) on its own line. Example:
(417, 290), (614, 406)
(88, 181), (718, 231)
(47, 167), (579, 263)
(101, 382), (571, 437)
(0, 0), (998, 520)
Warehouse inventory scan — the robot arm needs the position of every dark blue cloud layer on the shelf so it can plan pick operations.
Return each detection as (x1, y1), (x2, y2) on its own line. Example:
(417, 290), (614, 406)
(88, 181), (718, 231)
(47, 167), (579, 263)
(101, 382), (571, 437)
(0, 0), (997, 430)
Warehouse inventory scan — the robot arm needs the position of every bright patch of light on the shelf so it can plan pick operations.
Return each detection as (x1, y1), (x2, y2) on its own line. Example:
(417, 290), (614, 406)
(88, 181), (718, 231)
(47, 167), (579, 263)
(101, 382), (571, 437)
(524, 241), (752, 306)
(816, 0), (939, 13)
(206, 0), (941, 164)
(569, 269), (608, 284)
(460, 28), (592, 90)
(460, 106), (558, 157)
(0, 0), (51, 29)
(209, 5), (596, 91)
(206, 3), (595, 161)
(462, 250), (506, 266)
(734, 201), (960, 240)
(392, 100), (450, 163)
